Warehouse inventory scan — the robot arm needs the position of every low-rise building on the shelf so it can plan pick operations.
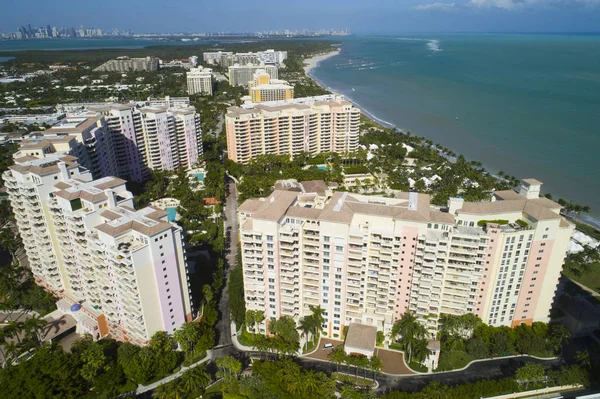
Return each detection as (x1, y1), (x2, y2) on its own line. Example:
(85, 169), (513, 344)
(94, 56), (160, 72)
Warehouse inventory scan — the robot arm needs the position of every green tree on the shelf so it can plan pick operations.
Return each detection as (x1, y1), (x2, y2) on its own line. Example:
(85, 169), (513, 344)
(80, 342), (107, 382)
(369, 354), (383, 380)
(174, 321), (202, 357)
(391, 311), (429, 364)
(179, 365), (211, 394)
(549, 324), (571, 352)
(515, 362), (545, 388)
(575, 350), (591, 369)
(328, 345), (346, 372)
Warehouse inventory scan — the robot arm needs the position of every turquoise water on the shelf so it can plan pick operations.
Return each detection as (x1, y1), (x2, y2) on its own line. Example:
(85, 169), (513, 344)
(165, 207), (177, 222)
(311, 34), (600, 224)
(317, 165), (328, 171)
(193, 173), (205, 182)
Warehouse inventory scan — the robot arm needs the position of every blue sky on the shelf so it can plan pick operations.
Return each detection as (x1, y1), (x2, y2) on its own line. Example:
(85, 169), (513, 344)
(1, 0), (600, 33)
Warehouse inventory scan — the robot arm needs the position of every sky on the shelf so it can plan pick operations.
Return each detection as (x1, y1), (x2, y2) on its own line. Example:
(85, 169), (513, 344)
(1, 0), (600, 34)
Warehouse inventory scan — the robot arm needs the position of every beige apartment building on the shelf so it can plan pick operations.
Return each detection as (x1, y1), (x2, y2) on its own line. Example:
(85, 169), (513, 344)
(238, 179), (573, 338)
(248, 69), (294, 103)
(3, 154), (193, 344)
(225, 95), (360, 164)
(186, 67), (213, 96)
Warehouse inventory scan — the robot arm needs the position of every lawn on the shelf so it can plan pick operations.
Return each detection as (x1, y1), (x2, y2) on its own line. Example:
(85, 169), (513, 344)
(408, 361), (428, 373)
(237, 329), (258, 347)
(435, 350), (475, 372)
(202, 381), (223, 399)
(562, 261), (600, 295)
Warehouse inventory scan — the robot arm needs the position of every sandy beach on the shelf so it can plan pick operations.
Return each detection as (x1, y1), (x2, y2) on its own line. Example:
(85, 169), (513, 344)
(303, 49), (341, 75)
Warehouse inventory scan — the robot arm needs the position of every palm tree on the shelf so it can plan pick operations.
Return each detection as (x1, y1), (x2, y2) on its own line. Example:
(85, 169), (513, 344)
(180, 365), (211, 394)
(298, 316), (313, 352)
(253, 310), (265, 335)
(369, 355), (383, 380)
(174, 322), (201, 356)
(411, 338), (432, 365)
(391, 311), (428, 364)
(303, 370), (320, 394)
(3, 341), (20, 364)
(358, 355), (370, 379)
(24, 315), (47, 345)
(328, 345), (346, 372)
(6, 320), (25, 344)
(549, 324), (571, 353)
(575, 350), (591, 369)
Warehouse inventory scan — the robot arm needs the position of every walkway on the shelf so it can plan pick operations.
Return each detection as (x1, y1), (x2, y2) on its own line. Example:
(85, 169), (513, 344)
(136, 350), (212, 394)
(215, 181), (239, 347)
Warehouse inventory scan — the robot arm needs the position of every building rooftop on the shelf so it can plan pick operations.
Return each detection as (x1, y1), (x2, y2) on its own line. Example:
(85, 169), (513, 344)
(9, 154), (80, 176)
(344, 323), (377, 353)
(96, 205), (172, 238)
(53, 176), (126, 203)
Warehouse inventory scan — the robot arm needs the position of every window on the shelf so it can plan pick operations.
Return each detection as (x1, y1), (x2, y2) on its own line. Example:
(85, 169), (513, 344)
(267, 235), (273, 242)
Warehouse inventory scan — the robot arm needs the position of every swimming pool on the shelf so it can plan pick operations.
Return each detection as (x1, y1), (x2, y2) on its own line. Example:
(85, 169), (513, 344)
(317, 165), (328, 171)
(165, 207), (177, 222)
(193, 173), (205, 181)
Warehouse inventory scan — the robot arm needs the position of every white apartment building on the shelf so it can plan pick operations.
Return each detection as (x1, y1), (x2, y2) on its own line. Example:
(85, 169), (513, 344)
(93, 56), (160, 72)
(238, 179), (573, 338)
(3, 154), (193, 344)
(146, 96), (191, 108)
(86, 103), (203, 182)
(228, 64), (278, 87)
(186, 67), (213, 96)
(225, 95), (360, 164)
(204, 50), (287, 67)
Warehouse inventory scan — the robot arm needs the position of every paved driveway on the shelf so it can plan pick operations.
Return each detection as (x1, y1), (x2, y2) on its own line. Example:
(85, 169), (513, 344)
(376, 348), (414, 375)
(304, 338), (414, 375)
(304, 337), (344, 361)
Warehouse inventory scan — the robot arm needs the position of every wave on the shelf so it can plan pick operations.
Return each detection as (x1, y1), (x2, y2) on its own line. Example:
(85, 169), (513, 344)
(427, 40), (442, 52)
(395, 36), (443, 52)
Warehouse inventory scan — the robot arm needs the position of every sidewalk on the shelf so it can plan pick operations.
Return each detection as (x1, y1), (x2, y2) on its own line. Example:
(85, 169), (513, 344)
(230, 321), (254, 351)
(136, 350), (212, 394)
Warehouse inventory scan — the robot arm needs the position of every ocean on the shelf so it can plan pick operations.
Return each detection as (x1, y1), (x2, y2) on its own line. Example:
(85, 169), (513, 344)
(310, 34), (600, 226)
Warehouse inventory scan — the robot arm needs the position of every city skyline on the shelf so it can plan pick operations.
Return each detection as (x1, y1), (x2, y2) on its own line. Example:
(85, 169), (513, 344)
(1, 0), (600, 34)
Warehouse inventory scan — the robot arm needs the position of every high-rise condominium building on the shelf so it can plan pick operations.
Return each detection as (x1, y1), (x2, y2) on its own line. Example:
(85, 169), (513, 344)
(2, 154), (193, 344)
(248, 69), (294, 103)
(204, 50), (287, 67)
(238, 179), (573, 338)
(18, 104), (203, 183)
(86, 103), (203, 182)
(225, 95), (360, 164)
(228, 64), (278, 87)
(186, 67), (213, 96)
(94, 56), (160, 72)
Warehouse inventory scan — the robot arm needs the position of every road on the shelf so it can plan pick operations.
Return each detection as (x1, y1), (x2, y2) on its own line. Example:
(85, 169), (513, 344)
(215, 180), (239, 348)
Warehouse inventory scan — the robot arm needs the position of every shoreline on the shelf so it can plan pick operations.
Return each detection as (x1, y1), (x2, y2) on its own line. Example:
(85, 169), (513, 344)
(302, 47), (600, 231)
(303, 49), (341, 75)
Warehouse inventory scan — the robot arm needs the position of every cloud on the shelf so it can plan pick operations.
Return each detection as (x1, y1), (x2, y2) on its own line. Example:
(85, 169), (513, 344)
(413, 2), (457, 10)
(468, 0), (600, 9)
(414, 0), (600, 11)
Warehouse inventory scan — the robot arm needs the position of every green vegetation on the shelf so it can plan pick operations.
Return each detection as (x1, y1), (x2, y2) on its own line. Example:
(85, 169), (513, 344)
(332, 372), (376, 387)
(382, 364), (589, 399)
(435, 314), (568, 372)
(327, 345), (383, 381)
(476, 219), (509, 227)
(562, 245), (600, 294)
(390, 311), (430, 365)
(229, 259), (246, 328)
(0, 261), (56, 316)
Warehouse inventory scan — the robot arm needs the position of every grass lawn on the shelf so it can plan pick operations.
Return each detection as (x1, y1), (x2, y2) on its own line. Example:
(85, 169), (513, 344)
(408, 361), (428, 373)
(435, 350), (475, 372)
(303, 338), (318, 354)
(203, 381), (223, 399)
(562, 262), (600, 295)
(117, 380), (137, 394)
(237, 329), (258, 347)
